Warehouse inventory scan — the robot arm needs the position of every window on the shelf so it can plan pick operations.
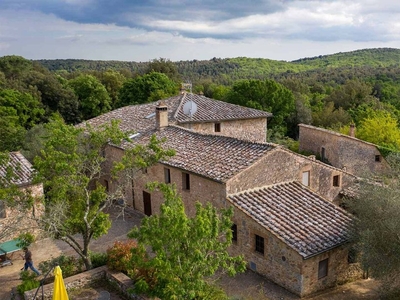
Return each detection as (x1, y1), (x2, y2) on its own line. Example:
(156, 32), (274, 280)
(255, 235), (264, 255)
(318, 258), (329, 279)
(232, 224), (238, 242)
(182, 172), (190, 190)
(302, 171), (310, 186)
(321, 147), (326, 162)
(375, 155), (382, 162)
(333, 175), (340, 187)
(214, 123), (221, 132)
(164, 168), (171, 184)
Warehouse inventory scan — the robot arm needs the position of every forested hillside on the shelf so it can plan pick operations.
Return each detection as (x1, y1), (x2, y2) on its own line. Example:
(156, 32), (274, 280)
(1, 48), (400, 158)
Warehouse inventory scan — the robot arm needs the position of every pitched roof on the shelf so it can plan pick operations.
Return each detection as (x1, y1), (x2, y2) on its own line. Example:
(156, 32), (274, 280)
(121, 126), (276, 182)
(80, 93), (271, 133)
(0, 152), (34, 186)
(174, 93), (272, 123)
(227, 181), (352, 258)
(299, 124), (380, 149)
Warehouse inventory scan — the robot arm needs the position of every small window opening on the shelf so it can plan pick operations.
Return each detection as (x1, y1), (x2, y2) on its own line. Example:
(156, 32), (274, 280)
(333, 175), (340, 187)
(255, 235), (264, 255)
(375, 155), (381, 162)
(214, 123), (221, 132)
(318, 258), (329, 279)
(232, 224), (238, 242)
(182, 172), (190, 190)
(302, 171), (310, 186)
(164, 168), (171, 184)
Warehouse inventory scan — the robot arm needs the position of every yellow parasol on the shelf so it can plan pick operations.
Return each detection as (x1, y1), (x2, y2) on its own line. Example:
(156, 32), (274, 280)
(52, 266), (69, 300)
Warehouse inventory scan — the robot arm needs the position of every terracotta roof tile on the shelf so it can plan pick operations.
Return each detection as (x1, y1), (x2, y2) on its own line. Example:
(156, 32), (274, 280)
(228, 181), (352, 258)
(80, 93), (271, 132)
(121, 126), (275, 182)
(0, 152), (34, 186)
(174, 93), (272, 123)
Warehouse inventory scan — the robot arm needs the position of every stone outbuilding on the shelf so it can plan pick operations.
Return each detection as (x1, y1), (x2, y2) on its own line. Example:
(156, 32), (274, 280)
(0, 152), (44, 243)
(298, 124), (390, 177)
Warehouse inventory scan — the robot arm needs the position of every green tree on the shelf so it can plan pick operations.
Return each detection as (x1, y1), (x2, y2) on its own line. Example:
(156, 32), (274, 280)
(98, 70), (127, 109)
(127, 183), (246, 299)
(68, 74), (111, 120)
(118, 72), (178, 108)
(325, 80), (378, 110)
(24, 70), (80, 124)
(345, 153), (400, 297)
(312, 101), (352, 129)
(225, 79), (295, 134)
(356, 110), (400, 150)
(0, 55), (32, 81)
(146, 58), (181, 82)
(33, 117), (175, 270)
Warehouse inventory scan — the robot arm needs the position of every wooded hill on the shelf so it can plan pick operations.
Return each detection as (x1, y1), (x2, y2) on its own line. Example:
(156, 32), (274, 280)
(36, 48), (400, 84)
(2, 48), (400, 156)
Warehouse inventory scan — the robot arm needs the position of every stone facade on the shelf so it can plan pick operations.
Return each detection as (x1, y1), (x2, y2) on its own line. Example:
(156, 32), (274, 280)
(298, 124), (391, 177)
(229, 205), (350, 296)
(83, 98), (361, 298)
(227, 147), (355, 202)
(179, 117), (267, 142)
(132, 163), (228, 217)
(0, 183), (44, 243)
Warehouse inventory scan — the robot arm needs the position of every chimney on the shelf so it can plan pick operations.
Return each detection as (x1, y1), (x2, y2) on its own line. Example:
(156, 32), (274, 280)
(349, 123), (355, 137)
(156, 101), (168, 130)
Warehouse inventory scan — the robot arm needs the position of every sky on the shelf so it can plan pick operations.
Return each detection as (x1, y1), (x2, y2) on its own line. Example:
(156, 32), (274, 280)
(0, 0), (400, 62)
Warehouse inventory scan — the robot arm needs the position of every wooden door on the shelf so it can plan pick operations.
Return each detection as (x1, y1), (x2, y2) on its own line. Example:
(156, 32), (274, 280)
(143, 191), (152, 216)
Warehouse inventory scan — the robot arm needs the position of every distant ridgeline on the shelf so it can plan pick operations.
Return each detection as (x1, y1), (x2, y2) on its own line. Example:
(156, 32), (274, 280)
(35, 48), (400, 84)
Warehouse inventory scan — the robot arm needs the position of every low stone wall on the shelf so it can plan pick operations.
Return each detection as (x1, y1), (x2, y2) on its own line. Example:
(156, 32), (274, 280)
(24, 266), (149, 300)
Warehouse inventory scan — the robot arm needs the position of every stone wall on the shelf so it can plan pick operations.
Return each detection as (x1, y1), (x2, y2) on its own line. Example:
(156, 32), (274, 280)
(229, 204), (350, 297)
(179, 118), (267, 142)
(227, 148), (355, 202)
(24, 266), (107, 300)
(0, 183), (44, 243)
(298, 124), (391, 176)
(132, 163), (228, 217)
(300, 246), (349, 296)
(24, 266), (149, 300)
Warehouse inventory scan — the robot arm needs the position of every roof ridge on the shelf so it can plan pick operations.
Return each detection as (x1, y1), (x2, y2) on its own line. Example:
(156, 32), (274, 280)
(173, 93), (186, 119)
(167, 124), (276, 147)
(227, 180), (297, 197)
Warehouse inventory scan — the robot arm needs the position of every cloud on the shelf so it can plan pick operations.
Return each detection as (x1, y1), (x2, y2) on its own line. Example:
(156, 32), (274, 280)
(0, 0), (399, 61)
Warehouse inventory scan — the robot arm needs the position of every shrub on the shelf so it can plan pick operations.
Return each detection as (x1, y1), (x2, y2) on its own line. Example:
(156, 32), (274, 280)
(106, 240), (137, 272)
(16, 232), (35, 248)
(38, 255), (83, 278)
(90, 251), (108, 268)
(16, 271), (40, 295)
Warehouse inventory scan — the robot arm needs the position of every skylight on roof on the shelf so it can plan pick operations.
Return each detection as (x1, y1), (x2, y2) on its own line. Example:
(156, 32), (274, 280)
(145, 112), (156, 119)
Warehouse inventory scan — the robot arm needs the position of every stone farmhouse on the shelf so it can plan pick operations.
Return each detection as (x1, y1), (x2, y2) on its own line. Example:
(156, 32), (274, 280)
(0, 152), (43, 244)
(298, 124), (391, 177)
(82, 92), (356, 297)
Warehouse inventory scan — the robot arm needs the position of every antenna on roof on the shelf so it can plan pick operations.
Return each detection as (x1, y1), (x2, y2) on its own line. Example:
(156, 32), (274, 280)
(181, 82), (192, 93)
(183, 100), (197, 130)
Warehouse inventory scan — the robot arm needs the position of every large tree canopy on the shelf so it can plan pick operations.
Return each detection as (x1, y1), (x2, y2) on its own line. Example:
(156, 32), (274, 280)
(127, 183), (246, 300)
(118, 72), (178, 108)
(33, 117), (175, 270)
(345, 154), (400, 297)
(68, 74), (111, 120)
(224, 79), (295, 134)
